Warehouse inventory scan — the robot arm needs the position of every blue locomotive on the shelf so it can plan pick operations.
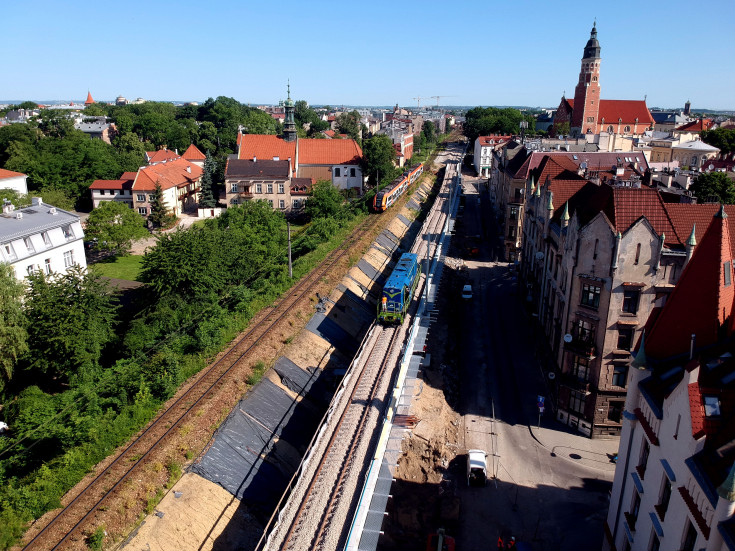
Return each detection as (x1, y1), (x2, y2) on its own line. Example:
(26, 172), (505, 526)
(377, 252), (421, 324)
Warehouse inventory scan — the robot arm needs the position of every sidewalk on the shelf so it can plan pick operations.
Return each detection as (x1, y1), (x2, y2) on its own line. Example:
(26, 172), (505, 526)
(529, 422), (620, 475)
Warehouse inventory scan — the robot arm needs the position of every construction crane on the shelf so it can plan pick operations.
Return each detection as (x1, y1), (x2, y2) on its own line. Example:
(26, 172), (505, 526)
(430, 95), (457, 108)
(412, 96), (426, 108)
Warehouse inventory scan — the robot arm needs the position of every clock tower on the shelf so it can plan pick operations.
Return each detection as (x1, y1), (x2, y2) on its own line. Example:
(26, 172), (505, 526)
(571, 23), (601, 136)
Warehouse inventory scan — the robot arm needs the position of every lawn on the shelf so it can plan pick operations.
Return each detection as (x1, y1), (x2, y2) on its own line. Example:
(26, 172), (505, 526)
(92, 255), (144, 281)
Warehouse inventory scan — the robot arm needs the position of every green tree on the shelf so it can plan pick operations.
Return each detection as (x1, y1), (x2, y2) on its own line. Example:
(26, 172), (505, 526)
(0, 188), (28, 208)
(0, 263), (28, 394)
(336, 111), (361, 140)
(25, 266), (119, 384)
(305, 180), (348, 220)
(362, 135), (398, 187)
(701, 128), (735, 155)
(85, 201), (149, 255)
(198, 151), (217, 208)
(690, 172), (735, 204)
(148, 182), (174, 229)
(36, 188), (75, 211)
(422, 121), (436, 144)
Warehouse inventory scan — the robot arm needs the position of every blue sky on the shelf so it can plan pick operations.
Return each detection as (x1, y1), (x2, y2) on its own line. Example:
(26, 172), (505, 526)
(4, 0), (734, 110)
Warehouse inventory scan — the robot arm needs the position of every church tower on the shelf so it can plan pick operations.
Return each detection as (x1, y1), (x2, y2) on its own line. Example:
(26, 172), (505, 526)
(283, 82), (297, 143)
(571, 23), (601, 135)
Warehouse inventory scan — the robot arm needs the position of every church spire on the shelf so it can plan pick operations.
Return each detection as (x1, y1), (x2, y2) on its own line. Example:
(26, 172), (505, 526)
(283, 80), (297, 143)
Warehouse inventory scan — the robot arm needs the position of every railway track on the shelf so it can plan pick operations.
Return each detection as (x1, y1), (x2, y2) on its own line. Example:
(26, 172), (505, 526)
(21, 214), (383, 551)
(279, 325), (401, 551)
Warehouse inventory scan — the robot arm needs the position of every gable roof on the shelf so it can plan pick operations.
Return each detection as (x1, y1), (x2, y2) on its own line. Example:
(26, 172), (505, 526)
(609, 187), (681, 246)
(238, 134), (297, 170)
(146, 148), (181, 165)
(85, 91), (94, 105)
(0, 168), (26, 180)
(225, 159), (290, 179)
(89, 172), (136, 190)
(182, 144), (206, 161)
(133, 158), (202, 191)
(675, 118), (715, 133)
(299, 138), (362, 165)
(566, 98), (654, 126)
(645, 208), (735, 360)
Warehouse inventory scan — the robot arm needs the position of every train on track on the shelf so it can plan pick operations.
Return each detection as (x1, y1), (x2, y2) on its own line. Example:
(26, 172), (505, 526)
(377, 252), (421, 324)
(372, 163), (424, 212)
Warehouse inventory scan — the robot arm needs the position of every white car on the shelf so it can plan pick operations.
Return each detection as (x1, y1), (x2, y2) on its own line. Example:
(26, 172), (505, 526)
(462, 284), (473, 299)
(467, 449), (488, 486)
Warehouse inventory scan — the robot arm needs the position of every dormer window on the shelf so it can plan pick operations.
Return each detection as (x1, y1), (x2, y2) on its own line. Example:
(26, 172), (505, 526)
(704, 395), (721, 417)
(725, 261), (732, 286)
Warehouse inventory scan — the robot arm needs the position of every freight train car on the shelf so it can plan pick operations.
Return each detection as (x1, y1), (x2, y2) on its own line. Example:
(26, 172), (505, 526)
(372, 164), (424, 212)
(377, 252), (421, 324)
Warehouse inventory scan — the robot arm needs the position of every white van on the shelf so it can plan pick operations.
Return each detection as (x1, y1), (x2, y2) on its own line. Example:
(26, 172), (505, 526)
(467, 449), (488, 486)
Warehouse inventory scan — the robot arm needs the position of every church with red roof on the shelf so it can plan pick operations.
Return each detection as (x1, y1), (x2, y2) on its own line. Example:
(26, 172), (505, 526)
(553, 24), (654, 145)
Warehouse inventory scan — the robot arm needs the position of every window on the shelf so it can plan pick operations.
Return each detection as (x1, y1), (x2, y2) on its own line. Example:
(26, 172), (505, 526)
(608, 401), (623, 423)
(334, 167), (341, 177)
(613, 364), (628, 387)
(267, 183), (273, 194)
(27, 264), (35, 276)
(508, 226), (516, 239)
(622, 289), (640, 314)
(570, 390), (586, 414)
(658, 477), (672, 519)
(138, 207), (147, 215)
(293, 199), (301, 209)
(624, 125), (631, 133)
(41, 232), (52, 248)
(587, 116), (594, 122)
(593, 238), (599, 259)
(571, 355), (589, 382)
(682, 521), (697, 551)
(63, 250), (75, 268)
(62, 225), (74, 240)
(573, 318), (594, 342)
(137, 194), (146, 201)
(617, 327), (634, 350)
(44, 258), (52, 274)
(509, 206), (519, 220)
(230, 183), (239, 193)
(279, 199), (285, 209)
(634, 243), (641, 264)
(99, 189), (106, 195)
(638, 439), (650, 478)
(691, 156), (698, 166)
(629, 490), (641, 530)
(350, 167), (356, 177)
(581, 283), (601, 308)
(278, 183), (285, 194)
(256, 183), (262, 193)
(704, 395), (721, 417)
(725, 261), (731, 286)
(24, 237), (35, 254)
(607, 125), (614, 133)
(3, 243), (17, 260)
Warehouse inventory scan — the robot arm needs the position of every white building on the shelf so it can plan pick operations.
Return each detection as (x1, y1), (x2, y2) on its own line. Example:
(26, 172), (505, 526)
(473, 135), (512, 177)
(0, 197), (86, 280)
(0, 168), (29, 196)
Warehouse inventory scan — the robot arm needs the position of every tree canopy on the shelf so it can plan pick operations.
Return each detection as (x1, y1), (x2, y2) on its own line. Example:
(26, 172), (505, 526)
(690, 172), (735, 204)
(336, 111), (361, 141)
(294, 100), (329, 136)
(305, 180), (349, 221)
(198, 151), (217, 208)
(701, 127), (735, 155)
(362, 135), (399, 187)
(463, 107), (536, 144)
(84, 201), (149, 254)
(0, 263), (27, 394)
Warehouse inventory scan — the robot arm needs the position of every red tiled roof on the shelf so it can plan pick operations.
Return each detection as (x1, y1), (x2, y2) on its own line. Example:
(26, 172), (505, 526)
(609, 188), (680, 246)
(645, 208), (734, 359)
(675, 118), (715, 133)
(300, 138), (362, 165)
(324, 130), (336, 138)
(89, 176), (134, 190)
(0, 168), (26, 179)
(133, 158), (202, 192)
(85, 91), (94, 105)
(479, 135), (512, 146)
(238, 135), (297, 170)
(182, 144), (206, 161)
(146, 148), (181, 164)
(566, 98), (654, 125)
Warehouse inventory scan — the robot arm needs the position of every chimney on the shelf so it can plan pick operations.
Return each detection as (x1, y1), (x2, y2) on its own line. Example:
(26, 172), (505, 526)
(32, 197), (42, 206)
(186, 166), (191, 173)
(2, 201), (13, 214)
(253, 156), (257, 163)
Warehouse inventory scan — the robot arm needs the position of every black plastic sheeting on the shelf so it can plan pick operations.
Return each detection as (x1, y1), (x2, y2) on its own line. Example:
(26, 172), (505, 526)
(406, 198), (420, 210)
(376, 233), (398, 253)
(357, 258), (381, 282)
(397, 214), (411, 226)
(191, 375), (324, 520)
(332, 286), (375, 328)
(305, 312), (360, 355)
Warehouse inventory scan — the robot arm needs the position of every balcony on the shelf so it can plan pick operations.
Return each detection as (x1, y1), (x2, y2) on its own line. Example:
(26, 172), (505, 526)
(559, 372), (594, 393)
(564, 336), (597, 359)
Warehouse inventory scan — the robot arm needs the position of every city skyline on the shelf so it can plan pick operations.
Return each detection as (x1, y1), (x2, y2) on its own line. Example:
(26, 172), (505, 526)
(5, 0), (735, 110)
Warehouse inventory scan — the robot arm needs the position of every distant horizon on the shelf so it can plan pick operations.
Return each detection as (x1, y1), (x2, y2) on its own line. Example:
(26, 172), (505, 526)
(2, 99), (734, 115)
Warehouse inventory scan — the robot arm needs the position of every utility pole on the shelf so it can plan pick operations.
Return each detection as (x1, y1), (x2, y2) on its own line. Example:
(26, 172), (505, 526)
(287, 221), (293, 278)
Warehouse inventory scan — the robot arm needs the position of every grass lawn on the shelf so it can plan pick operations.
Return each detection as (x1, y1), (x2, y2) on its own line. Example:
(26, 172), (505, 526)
(92, 255), (144, 281)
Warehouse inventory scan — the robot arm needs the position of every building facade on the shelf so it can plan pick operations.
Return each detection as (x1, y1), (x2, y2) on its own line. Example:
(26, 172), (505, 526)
(0, 169), (29, 195)
(1, 197), (86, 280)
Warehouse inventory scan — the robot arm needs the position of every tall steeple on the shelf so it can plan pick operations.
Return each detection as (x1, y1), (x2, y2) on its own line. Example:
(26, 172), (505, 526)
(283, 81), (297, 143)
(571, 22), (602, 135)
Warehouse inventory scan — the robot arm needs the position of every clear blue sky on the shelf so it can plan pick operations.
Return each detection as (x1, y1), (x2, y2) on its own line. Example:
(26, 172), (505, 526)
(5, 0), (734, 111)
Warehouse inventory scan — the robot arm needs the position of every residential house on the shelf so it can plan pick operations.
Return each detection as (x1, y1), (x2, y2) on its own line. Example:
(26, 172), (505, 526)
(74, 116), (116, 144)
(522, 176), (706, 438)
(0, 169), (29, 195)
(0, 197), (86, 280)
(604, 207), (735, 551)
(474, 135), (512, 177)
(89, 172), (137, 208)
(182, 144), (206, 168)
(131, 158), (202, 218)
(225, 159), (292, 210)
(145, 148), (181, 165)
(672, 140), (720, 171)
